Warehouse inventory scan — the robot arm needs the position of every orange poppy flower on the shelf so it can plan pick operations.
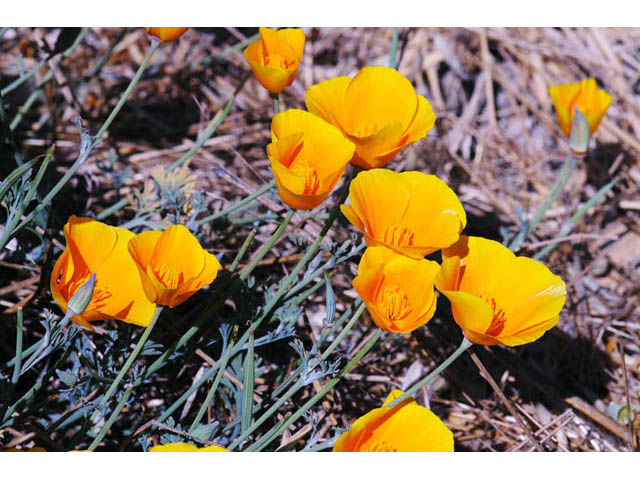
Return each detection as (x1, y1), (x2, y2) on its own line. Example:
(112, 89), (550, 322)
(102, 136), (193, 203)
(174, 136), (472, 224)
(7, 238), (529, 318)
(267, 109), (355, 210)
(50, 216), (156, 331)
(435, 235), (567, 347)
(149, 442), (228, 452)
(243, 27), (305, 94)
(144, 28), (189, 43)
(128, 224), (221, 308)
(333, 389), (453, 452)
(353, 246), (439, 333)
(305, 66), (436, 169)
(548, 78), (612, 137)
(341, 169), (466, 259)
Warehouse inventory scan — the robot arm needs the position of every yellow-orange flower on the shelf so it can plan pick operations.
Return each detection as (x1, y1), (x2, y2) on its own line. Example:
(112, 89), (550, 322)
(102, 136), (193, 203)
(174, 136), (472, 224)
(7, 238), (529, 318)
(267, 109), (355, 210)
(149, 442), (229, 452)
(353, 246), (439, 334)
(341, 169), (466, 259)
(435, 235), (566, 347)
(243, 27), (305, 94)
(333, 389), (453, 452)
(144, 28), (189, 43)
(548, 78), (612, 137)
(305, 66), (436, 169)
(128, 225), (221, 308)
(50, 216), (156, 331)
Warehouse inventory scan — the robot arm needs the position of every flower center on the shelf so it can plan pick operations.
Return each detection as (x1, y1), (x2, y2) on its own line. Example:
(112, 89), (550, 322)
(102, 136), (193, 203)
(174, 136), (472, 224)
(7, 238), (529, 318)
(290, 161), (320, 195)
(348, 121), (381, 138)
(153, 262), (185, 290)
(383, 224), (415, 247)
(378, 284), (411, 322)
(481, 294), (507, 337)
(365, 440), (398, 452)
(264, 53), (294, 69)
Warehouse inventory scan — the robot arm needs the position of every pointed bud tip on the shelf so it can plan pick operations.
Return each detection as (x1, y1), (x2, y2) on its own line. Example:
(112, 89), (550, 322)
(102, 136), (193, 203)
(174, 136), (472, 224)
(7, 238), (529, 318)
(570, 106), (590, 156)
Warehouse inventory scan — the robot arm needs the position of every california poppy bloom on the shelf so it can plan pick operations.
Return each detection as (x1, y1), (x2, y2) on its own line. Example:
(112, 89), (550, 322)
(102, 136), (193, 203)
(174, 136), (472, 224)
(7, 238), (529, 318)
(305, 66), (436, 169)
(353, 246), (439, 334)
(243, 27), (305, 94)
(548, 78), (612, 137)
(144, 27), (189, 43)
(128, 224), (221, 308)
(149, 442), (228, 452)
(435, 235), (566, 347)
(333, 389), (453, 452)
(50, 216), (156, 330)
(341, 169), (466, 259)
(267, 109), (355, 210)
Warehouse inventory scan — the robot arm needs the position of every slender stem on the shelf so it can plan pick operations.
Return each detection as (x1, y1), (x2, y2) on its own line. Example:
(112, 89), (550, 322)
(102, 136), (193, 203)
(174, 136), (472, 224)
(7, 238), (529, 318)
(4, 39), (160, 247)
(96, 198), (129, 221)
(272, 94), (280, 115)
(189, 328), (238, 432)
(385, 336), (473, 409)
(388, 27), (400, 68)
(94, 40), (159, 142)
(196, 180), (276, 225)
(239, 210), (294, 281)
(228, 301), (367, 450)
(170, 71), (251, 170)
(246, 329), (384, 452)
(11, 308), (23, 385)
(1, 58), (47, 97)
(98, 306), (163, 408)
(88, 386), (133, 451)
(229, 230), (257, 272)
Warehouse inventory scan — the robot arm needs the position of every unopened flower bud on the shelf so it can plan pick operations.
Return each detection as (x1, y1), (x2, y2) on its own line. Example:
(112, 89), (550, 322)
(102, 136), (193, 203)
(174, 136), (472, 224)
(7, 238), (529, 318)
(66, 273), (96, 318)
(569, 106), (590, 157)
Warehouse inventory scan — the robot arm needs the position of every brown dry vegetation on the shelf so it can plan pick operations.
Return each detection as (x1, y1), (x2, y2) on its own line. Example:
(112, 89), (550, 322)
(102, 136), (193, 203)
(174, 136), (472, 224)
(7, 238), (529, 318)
(1, 27), (639, 451)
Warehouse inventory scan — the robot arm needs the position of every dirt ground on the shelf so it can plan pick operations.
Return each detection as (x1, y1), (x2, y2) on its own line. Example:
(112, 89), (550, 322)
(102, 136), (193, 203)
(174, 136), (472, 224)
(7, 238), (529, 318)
(1, 27), (639, 451)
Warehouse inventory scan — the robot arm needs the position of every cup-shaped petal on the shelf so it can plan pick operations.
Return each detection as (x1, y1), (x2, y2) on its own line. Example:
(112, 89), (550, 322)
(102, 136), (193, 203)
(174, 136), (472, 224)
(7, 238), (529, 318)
(353, 246), (439, 333)
(306, 66), (436, 169)
(341, 169), (466, 259)
(50, 216), (156, 330)
(144, 28), (189, 42)
(243, 27), (305, 94)
(267, 109), (355, 210)
(333, 389), (453, 452)
(435, 235), (567, 347)
(549, 78), (612, 137)
(128, 224), (221, 308)
(149, 442), (228, 452)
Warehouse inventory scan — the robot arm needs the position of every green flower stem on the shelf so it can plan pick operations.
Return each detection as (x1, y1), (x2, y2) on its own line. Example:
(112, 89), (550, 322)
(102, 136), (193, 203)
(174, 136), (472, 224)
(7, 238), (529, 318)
(385, 336), (473, 409)
(190, 32), (260, 70)
(96, 198), (129, 221)
(189, 326), (238, 432)
(533, 177), (618, 260)
(170, 71), (251, 170)
(227, 301), (367, 450)
(272, 93), (280, 115)
(10, 70), (52, 130)
(509, 152), (577, 251)
(94, 39), (159, 142)
(0, 146), (53, 250)
(4, 39), (160, 248)
(196, 180), (276, 226)
(10, 308), (23, 385)
(229, 230), (257, 272)
(88, 386), (133, 451)
(97, 306), (163, 409)
(246, 327), (384, 452)
(388, 27), (400, 69)
(1, 58), (47, 97)
(239, 210), (294, 281)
